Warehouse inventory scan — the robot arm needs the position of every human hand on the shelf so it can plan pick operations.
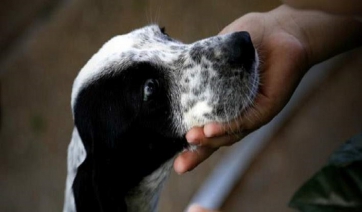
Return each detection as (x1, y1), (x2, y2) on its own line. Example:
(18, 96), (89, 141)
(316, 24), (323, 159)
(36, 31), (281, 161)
(174, 5), (311, 173)
(174, 4), (362, 174)
(187, 205), (221, 212)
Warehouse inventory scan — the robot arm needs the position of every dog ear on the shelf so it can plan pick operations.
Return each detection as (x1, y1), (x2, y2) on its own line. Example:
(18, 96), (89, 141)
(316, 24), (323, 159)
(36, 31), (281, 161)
(70, 63), (187, 211)
(71, 73), (137, 212)
(73, 84), (132, 153)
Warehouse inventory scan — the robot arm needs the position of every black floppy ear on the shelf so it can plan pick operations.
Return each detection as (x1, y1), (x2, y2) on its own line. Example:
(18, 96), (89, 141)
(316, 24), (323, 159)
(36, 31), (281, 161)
(73, 74), (138, 153)
(70, 63), (187, 212)
(71, 73), (138, 212)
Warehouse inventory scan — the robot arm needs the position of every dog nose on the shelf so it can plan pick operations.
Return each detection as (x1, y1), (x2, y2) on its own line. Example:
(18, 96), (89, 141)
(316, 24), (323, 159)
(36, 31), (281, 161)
(225, 31), (255, 71)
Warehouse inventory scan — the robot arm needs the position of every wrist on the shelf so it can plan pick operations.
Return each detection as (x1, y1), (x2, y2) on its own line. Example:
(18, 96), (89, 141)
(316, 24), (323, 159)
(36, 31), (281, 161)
(270, 5), (362, 67)
(282, 0), (362, 16)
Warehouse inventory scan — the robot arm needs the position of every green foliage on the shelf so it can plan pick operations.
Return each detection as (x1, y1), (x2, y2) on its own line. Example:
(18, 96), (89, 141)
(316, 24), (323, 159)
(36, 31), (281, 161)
(289, 133), (362, 212)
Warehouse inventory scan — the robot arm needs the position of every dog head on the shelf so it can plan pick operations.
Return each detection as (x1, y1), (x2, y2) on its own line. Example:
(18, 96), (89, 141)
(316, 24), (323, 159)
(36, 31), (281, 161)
(65, 25), (259, 212)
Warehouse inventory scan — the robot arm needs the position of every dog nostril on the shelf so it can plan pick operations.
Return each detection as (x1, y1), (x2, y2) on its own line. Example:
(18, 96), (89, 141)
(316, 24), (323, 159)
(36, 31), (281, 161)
(225, 31), (255, 71)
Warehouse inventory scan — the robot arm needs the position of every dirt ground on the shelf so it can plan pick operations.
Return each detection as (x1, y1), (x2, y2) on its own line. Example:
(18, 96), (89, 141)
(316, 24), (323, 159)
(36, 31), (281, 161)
(1, 0), (361, 212)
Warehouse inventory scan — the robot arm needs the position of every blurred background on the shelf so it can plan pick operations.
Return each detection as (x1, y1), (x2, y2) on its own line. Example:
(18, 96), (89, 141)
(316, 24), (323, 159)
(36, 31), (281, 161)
(0, 0), (361, 211)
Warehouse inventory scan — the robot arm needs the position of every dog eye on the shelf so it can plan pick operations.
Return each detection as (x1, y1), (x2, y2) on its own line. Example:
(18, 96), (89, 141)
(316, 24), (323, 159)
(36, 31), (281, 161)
(143, 79), (159, 101)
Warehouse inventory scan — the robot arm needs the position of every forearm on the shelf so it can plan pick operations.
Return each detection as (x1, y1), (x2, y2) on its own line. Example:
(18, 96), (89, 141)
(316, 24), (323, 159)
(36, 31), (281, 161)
(283, 0), (362, 16)
(271, 5), (362, 67)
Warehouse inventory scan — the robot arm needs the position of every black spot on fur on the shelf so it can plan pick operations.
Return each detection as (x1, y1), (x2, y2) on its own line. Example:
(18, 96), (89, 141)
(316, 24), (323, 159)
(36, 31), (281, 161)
(170, 45), (182, 50)
(174, 55), (186, 67)
(212, 63), (223, 73)
(180, 85), (190, 93)
(184, 63), (194, 70)
(189, 44), (203, 63)
(201, 70), (209, 82)
(192, 87), (203, 96)
(203, 113), (213, 120)
(185, 100), (197, 111)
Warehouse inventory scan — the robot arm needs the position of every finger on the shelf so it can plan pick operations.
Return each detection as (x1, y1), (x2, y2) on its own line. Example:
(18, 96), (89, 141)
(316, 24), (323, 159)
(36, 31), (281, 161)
(173, 147), (217, 174)
(203, 119), (244, 138)
(194, 133), (246, 149)
(187, 123), (247, 147)
(186, 126), (205, 145)
(202, 133), (245, 148)
(187, 204), (221, 212)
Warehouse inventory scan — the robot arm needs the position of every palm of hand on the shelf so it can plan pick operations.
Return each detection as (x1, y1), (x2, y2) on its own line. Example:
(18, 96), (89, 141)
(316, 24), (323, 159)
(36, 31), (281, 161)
(220, 11), (309, 132)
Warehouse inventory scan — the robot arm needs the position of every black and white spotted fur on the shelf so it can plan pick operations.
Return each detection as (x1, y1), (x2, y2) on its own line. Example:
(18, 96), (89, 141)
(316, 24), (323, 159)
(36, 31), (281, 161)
(64, 25), (259, 212)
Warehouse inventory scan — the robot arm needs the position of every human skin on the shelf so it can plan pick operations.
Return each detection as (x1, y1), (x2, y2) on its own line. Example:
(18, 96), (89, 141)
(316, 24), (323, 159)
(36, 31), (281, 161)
(174, 4), (362, 174)
(187, 205), (221, 212)
(283, 0), (362, 16)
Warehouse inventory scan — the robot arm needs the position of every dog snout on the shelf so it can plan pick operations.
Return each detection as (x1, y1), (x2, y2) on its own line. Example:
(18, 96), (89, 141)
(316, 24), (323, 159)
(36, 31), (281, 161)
(225, 31), (255, 71)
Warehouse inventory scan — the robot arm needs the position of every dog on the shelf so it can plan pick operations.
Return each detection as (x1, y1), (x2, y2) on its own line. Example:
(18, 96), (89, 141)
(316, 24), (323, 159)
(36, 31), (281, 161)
(63, 24), (259, 212)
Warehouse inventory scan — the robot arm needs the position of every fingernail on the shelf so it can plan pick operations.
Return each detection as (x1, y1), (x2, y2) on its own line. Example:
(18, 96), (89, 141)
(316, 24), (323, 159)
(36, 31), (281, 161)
(204, 124), (218, 137)
(186, 134), (200, 145)
(176, 166), (190, 175)
(187, 204), (199, 212)
(174, 158), (188, 175)
(175, 166), (185, 175)
(187, 204), (212, 212)
(176, 170), (184, 175)
(188, 139), (199, 145)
